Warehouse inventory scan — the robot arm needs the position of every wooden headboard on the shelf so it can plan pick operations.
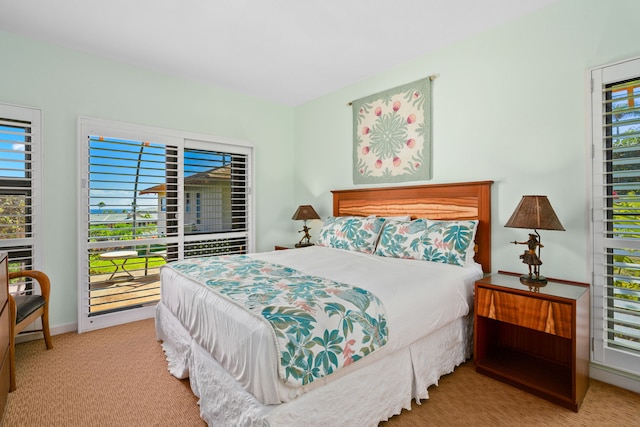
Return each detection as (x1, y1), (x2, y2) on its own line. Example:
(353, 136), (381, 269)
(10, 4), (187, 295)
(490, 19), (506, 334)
(331, 181), (493, 273)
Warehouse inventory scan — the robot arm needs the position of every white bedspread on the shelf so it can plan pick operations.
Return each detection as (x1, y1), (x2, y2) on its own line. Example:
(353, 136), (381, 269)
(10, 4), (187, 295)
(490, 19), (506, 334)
(159, 245), (482, 405)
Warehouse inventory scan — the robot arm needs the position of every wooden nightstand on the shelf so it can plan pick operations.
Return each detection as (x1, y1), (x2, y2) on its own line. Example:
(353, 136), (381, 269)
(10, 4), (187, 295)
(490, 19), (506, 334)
(474, 271), (589, 411)
(274, 244), (314, 251)
(274, 245), (293, 251)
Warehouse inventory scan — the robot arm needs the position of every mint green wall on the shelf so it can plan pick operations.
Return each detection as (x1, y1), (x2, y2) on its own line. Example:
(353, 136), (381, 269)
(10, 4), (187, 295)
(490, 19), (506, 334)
(294, 0), (640, 283)
(2, 0), (640, 331)
(0, 31), (295, 329)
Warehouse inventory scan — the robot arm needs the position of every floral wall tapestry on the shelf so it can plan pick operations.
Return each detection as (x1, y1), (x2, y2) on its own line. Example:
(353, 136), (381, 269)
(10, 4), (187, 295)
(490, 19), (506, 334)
(353, 77), (432, 184)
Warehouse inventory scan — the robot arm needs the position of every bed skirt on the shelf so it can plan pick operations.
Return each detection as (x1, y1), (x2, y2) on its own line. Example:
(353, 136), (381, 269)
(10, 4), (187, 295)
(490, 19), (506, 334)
(156, 301), (473, 426)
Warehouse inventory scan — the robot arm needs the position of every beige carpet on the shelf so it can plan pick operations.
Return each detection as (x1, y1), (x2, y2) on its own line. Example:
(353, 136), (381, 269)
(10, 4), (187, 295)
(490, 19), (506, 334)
(1, 319), (204, 427)
(382, 363), (640, 427)
(2, 318), (639, 426)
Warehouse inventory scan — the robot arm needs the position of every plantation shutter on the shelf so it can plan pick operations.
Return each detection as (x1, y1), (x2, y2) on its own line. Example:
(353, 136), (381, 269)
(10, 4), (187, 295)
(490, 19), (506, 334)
(592, 58), (640, 376)
(182, 145), (249, 258)
(88, 136), (180, 242)
(0, 104), (42, 295)
(81, 134), (180, 331)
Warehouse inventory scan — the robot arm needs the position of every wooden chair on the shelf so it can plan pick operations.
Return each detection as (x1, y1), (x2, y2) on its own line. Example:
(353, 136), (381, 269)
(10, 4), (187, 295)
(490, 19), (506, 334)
(7, 270), (53, 391)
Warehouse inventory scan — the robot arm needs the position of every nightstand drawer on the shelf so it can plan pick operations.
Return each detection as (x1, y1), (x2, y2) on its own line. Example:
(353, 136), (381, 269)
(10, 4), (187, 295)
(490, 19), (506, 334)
(476, 287), (572, 338)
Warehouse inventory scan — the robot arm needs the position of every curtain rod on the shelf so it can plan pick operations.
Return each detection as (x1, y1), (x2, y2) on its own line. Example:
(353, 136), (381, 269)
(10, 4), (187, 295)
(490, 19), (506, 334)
(347, 74), (438, 106)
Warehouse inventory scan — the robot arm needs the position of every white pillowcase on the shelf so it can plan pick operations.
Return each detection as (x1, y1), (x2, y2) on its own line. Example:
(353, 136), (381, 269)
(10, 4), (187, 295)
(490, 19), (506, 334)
(382, 215), (412, 221)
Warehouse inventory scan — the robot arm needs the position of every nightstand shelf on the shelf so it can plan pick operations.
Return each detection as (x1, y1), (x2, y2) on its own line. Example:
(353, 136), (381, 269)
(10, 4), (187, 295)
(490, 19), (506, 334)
(474, 272), (589, 412)
(478, 332), (572, 399)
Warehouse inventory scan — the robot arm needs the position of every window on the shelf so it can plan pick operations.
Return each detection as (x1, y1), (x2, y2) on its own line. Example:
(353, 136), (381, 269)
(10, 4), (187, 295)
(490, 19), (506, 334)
(0, 103), (42, 294)
(591, 57), (640, 377)
(78, 119), (253, 332)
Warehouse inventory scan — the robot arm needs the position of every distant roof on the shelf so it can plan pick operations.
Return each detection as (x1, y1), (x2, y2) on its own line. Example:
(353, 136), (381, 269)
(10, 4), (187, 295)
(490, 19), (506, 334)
(140, 164), (231, 195)
(90, 211), (158, 223)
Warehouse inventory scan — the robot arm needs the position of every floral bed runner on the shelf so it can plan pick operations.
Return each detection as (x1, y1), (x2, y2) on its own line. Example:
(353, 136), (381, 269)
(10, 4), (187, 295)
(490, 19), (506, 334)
(169, 255), (388, 387)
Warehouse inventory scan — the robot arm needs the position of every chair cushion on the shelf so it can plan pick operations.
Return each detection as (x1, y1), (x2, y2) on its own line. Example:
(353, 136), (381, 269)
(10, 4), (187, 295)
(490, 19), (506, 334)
(14, 295), (46, 324)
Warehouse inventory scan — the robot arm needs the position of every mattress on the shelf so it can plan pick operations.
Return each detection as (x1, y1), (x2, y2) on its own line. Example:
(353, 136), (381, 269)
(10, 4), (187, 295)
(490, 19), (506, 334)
(158, 245), (482, 405)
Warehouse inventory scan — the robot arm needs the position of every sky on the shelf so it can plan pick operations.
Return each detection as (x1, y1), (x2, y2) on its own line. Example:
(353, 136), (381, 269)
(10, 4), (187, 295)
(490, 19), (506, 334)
(88, 136), (230, 213)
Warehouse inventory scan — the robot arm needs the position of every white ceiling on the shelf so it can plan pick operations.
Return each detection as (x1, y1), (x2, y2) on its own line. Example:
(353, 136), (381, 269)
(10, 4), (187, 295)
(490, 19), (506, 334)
(0, 0), (558, 106)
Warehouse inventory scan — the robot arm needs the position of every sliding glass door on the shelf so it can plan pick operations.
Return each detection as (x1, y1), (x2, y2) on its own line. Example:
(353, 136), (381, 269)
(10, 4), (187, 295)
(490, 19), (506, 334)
(78, 119), (252, 332)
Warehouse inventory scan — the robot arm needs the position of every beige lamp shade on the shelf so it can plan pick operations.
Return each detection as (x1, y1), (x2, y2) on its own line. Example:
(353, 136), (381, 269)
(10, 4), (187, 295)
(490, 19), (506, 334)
(504, 196), (565, 231)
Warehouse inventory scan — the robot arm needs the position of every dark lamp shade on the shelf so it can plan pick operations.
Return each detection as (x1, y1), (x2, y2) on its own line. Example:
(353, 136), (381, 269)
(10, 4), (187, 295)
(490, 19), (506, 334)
(291, 205), (320, 221)
(504, 196), (565, 231)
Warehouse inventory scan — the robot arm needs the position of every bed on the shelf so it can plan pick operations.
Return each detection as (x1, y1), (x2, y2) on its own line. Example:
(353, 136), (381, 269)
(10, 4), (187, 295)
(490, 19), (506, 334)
(156, 181), (493, 426)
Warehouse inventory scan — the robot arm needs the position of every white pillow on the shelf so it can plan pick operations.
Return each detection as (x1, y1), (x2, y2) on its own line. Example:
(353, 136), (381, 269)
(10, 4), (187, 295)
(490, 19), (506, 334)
(383, 215), (412, 221)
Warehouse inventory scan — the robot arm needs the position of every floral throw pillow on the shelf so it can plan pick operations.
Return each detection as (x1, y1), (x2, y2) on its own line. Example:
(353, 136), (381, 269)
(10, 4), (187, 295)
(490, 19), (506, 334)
(316, 216), (386, 254)
(374, 218), (478, 266)
(374, 219), (428, 259)
(422, 220), (478, 266)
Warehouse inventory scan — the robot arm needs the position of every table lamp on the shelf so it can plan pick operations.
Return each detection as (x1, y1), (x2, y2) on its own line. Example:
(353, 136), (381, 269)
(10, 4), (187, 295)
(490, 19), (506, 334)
(292, 205), (320, 247)
(504, 195), (565, 286)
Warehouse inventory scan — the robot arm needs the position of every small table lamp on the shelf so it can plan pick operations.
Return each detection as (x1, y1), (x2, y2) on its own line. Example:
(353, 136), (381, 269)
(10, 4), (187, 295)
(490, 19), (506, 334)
(292, 205), (321, 247)
(504, 195), (565, 286)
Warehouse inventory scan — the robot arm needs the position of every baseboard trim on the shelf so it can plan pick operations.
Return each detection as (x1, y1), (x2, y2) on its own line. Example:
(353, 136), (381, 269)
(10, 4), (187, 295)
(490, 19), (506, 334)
(15, 322), (77, 344)
(590, 363), (640, 394)
(51, 323), (78, 335)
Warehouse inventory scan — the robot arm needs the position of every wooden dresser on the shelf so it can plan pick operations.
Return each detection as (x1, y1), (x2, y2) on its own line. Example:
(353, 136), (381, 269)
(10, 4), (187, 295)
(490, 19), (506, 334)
(474, 271), (589, 411)
(0, 252), (9, 415)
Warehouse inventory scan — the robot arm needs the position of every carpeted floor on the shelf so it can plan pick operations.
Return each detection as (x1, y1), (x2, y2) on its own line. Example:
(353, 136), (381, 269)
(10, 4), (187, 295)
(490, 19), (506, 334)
(1, 318), (205, 427)
(2, 318), (639, 426)
(382, 362), (640, 427)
